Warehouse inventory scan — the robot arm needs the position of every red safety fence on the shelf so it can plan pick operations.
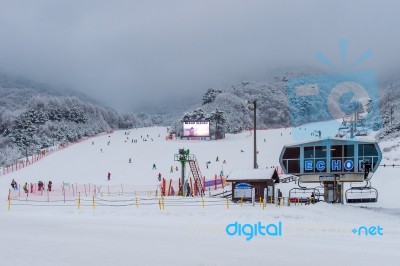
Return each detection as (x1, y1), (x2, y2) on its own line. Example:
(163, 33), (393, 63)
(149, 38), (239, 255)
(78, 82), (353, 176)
(1, 131), (113, 176)
(9, 182), (159, 201)
(160, 175), (228, 197)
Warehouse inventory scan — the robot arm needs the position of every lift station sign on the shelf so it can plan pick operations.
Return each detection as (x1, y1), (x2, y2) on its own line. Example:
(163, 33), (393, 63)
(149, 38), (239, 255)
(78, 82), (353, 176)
(319, 176), (336, 181)
(304, 159), (354, 172)
(234, 183), (252, 198)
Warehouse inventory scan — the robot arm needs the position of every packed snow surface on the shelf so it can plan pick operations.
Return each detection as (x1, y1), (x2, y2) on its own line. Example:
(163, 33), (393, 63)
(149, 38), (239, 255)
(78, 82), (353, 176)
(1, 121), (399, 266)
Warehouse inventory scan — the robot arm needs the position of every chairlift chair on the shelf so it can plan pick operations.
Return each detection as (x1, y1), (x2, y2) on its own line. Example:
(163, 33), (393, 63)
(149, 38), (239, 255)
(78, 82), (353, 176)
(345, 181), (378, 203)
(289, 187), (321, 204)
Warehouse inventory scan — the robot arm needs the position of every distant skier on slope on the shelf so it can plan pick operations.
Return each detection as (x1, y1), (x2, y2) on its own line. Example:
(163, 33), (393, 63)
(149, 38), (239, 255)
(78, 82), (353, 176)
(310, 192), (315, 204)
(38, 181), (44, 191)
(186, 183), (191, 197)
(23, 182), (28, 193)
(277, 189), (282, 205)
(107, 172), (111, 181)
(11, 179), (17, 190)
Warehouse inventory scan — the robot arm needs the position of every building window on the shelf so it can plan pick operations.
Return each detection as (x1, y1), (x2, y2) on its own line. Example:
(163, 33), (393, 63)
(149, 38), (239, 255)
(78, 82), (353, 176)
(304, 146), (314, 158)
(358, 144), (378, 157)
(343, 145), (354, 157)
(331, 145), (343, 158)
(282, 147), (300, 173)
(315, 146), (327, 158)
(287, 160), (300, 173)
(303, 146), (327, 173)
(358, 144), (379, 170)
(283, 147), (300, 159)
(330, 145), (355, 172)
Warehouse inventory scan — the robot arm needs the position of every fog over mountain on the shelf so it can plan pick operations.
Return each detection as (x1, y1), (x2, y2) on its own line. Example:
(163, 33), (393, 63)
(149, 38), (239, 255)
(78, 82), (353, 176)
(0, 1), (400, 112)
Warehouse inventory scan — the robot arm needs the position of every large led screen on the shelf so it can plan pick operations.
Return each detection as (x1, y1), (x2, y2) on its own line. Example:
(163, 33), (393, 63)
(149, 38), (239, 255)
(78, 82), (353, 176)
(183, 121), (210, 137)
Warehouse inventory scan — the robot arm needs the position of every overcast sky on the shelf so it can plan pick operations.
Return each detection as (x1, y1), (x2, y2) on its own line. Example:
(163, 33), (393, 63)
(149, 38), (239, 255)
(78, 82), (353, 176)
(0, 0), (399, 111)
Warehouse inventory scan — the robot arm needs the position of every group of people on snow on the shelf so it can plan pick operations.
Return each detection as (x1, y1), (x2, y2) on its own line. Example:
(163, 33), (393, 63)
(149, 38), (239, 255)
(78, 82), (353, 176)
(12, 180), (53, 193)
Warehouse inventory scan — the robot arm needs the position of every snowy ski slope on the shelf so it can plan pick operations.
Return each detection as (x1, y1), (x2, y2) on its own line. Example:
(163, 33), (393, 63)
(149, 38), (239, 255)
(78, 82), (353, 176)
(1, 121), (400, 266)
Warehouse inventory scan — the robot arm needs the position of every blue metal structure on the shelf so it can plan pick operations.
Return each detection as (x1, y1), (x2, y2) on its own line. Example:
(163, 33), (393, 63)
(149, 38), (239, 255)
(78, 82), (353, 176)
(279, 138), (382, 183)
(279, 138), (382, 203)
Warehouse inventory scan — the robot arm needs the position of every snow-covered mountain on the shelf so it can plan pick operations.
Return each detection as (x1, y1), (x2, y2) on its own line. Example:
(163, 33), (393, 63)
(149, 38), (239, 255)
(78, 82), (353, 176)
(0, 72), (98, 110)
(0, 73), (160, 166)
(172, 69), (395, 142)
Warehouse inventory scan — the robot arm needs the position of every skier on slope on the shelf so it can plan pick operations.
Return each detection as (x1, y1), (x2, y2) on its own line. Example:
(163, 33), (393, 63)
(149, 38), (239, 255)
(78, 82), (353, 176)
(38, 181), (44, 191)
(107, 172), (111, 181)
(11, 179), (17, 190)
(23, 182), (28, 193)
(186, 183), (191, 197)
(277, 189), (282, 205)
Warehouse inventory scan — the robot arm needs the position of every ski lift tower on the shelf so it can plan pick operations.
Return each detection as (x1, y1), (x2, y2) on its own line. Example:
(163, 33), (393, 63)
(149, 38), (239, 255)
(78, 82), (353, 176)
(174, 148), (204, 196)
(175, 148), (189, 195)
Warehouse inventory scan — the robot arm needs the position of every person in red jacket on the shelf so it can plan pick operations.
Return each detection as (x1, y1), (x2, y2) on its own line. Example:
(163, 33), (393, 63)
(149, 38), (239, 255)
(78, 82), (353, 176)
(107, 172), (111, 181)
(38, 181), (44, 191)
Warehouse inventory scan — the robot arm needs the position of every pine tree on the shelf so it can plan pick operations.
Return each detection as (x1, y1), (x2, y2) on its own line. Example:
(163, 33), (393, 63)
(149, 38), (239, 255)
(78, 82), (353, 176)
(210, 109), (226, 139)
(202, 89), (222, 105)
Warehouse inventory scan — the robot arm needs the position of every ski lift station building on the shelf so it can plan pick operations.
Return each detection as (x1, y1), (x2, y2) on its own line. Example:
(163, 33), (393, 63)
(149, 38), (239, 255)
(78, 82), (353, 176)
(279, 138), (382, 182)
(279, 138), (382, 203)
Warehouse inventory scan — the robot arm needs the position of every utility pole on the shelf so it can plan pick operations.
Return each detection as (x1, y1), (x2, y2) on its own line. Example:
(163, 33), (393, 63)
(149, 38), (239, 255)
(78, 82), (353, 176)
(252, 100), (257, 169)
(254, 101), (257, 168)
(247, 100), (257, 169)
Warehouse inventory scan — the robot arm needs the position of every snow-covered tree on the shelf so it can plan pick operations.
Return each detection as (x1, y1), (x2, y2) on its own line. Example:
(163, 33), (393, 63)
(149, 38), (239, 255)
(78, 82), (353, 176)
(182, 108), (209, 121)
(202, 88), (222, 105)
(210, 109), (226, 139)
